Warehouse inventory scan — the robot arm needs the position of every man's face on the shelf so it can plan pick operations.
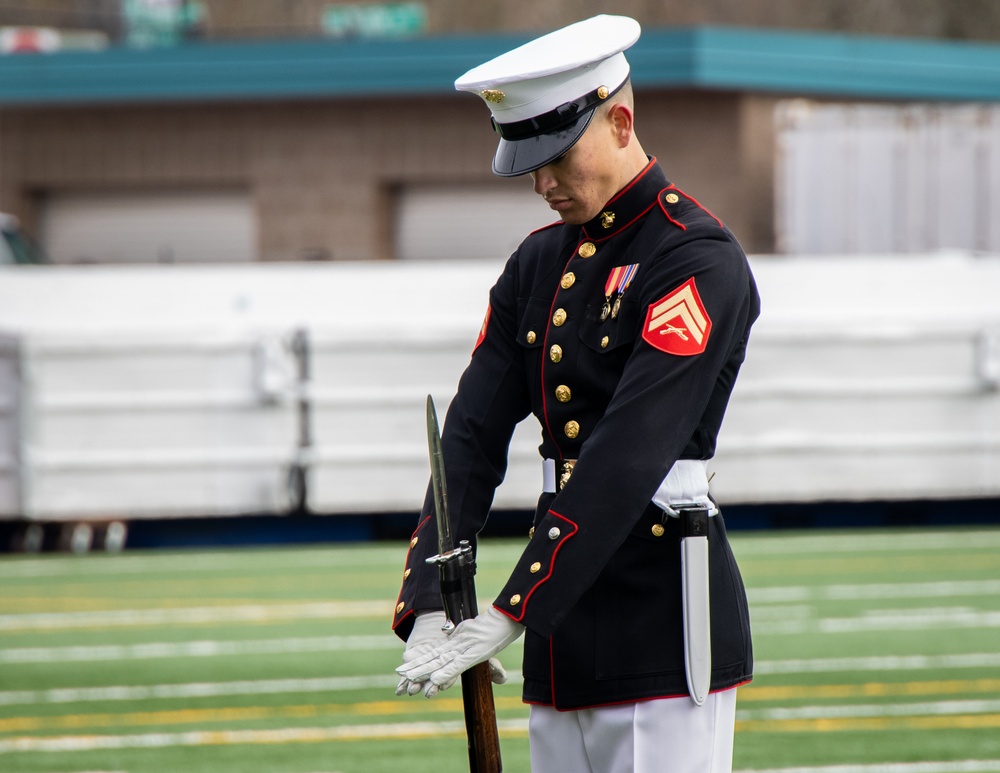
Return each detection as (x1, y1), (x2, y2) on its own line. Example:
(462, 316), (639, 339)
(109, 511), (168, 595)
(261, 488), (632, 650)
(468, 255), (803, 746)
(529, 111), (622, 226)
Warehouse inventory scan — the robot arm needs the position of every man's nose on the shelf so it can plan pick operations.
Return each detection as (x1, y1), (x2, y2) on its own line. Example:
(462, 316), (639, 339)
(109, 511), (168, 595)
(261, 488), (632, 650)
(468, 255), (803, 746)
(532, 165), (556, 196)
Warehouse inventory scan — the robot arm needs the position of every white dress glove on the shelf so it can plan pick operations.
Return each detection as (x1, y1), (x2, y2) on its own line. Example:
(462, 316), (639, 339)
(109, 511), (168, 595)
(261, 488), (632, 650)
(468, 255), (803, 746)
(396, 606), (524, 698)
(396, 610), (450, 697)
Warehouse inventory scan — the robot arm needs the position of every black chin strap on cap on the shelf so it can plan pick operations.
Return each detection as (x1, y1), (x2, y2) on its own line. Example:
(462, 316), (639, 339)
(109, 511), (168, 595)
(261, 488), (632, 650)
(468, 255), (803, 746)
(491, 113), (595, 178)
(490, 81), (625, 141)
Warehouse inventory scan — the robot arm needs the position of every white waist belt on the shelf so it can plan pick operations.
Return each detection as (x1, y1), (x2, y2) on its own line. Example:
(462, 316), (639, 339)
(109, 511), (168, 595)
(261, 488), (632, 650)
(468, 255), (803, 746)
(543, 458), (717, 515)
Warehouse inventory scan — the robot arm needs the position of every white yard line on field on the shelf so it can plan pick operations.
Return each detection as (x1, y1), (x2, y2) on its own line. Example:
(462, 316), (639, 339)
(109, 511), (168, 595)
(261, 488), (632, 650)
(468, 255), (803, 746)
(0, 601), (392, 631)
(1, 725), (999, 763)
(0, 697), (1000, 740)
(732, 530), (1000, 556)
(1, 623), (997, 671)
(4, 579), (998, 633)
(0, 548), (406, 579)
(0, 674), (403, 705)
(749, 580), (1000, 603)
(752, 608), (1000, 635)
(819, 609), (1000, 633)
(0, 529), (995, 582)
(1, 651), (997, 708)
(0, 634), (403, 664)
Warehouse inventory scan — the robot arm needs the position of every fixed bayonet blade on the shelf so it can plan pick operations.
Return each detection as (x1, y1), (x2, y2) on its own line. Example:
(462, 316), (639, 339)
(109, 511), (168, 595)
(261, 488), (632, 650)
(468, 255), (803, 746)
(426, 395), (454, 556)
(424, 396), (502, 770)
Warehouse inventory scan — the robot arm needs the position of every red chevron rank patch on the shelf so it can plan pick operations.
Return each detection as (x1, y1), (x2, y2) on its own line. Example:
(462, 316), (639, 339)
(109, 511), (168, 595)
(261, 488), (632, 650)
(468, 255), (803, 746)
(642, 278), (712, 356)
(473, 304), (491, 354)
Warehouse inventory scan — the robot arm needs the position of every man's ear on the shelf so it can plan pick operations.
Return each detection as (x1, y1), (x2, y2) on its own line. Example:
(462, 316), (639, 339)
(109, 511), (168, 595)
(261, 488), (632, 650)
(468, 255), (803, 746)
(607, 103), (635, 148)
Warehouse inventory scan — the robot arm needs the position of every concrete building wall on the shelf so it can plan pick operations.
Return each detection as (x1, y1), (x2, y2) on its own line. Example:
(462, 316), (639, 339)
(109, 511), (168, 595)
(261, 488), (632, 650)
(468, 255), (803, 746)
(0, 90), (777, 261)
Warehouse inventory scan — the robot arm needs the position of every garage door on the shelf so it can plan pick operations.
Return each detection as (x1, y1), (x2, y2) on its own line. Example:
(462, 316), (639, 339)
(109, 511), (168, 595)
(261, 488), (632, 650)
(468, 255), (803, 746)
(776, 101), (1000, 254)
(40, 190), (258, 264)
(395, 185), (558, 261)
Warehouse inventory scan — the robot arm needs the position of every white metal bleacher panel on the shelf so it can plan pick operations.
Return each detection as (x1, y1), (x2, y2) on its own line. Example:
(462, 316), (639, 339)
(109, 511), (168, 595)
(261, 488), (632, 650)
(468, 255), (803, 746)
(0, 335), (21, 517)
(0, 254), (997, 521)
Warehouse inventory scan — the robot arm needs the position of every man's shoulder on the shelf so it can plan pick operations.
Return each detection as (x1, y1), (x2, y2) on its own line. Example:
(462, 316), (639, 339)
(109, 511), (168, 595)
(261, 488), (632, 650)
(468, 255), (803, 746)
(645, 187), (752, 282)
(655, 185), (728, 235)
(512, 219), (571, 262)
(523, 219), (566, 243)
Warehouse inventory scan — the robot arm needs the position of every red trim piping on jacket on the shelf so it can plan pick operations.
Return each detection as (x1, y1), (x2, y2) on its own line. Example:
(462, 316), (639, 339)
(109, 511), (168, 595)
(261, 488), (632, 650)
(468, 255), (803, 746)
(525, 678), (753, 712)
(495, 510), (578, 624)
(391, 514), (431, 631)
(607, 157), (657, 207)
(659, 184), (725, 231)
(585, 201), (658, 242)
(581, 157), (658, 241)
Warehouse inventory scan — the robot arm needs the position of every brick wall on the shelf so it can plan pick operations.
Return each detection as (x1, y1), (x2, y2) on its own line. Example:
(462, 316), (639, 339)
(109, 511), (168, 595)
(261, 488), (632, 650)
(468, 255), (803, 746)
(0, 90), (775, 260)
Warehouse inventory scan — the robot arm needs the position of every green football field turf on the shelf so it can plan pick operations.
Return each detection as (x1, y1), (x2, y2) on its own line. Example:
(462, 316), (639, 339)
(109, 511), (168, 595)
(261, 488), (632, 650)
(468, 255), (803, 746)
(1, 525), (999, 772)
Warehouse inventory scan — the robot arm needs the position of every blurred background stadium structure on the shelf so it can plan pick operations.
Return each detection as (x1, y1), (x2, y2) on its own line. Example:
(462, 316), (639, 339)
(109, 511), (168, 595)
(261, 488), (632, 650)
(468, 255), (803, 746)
(0, 0), (999, 550)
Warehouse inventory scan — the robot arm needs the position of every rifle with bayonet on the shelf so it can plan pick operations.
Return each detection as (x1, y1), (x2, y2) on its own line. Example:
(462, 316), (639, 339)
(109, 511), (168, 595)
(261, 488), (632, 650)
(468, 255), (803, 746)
(424, 395), (503, 773)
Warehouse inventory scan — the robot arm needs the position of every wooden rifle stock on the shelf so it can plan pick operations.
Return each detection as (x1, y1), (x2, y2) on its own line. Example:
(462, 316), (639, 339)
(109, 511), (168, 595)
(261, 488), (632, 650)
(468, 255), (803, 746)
(462, 661), (503, 773)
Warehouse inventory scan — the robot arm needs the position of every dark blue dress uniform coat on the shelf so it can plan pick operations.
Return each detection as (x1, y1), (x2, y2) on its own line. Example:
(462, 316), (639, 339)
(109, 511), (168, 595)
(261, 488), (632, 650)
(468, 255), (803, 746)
(393, 159), (759, 710)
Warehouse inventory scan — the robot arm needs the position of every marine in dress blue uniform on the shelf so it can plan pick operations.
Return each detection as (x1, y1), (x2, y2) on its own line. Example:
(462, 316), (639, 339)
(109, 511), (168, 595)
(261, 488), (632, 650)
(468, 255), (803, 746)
(393, 15), (759, 772)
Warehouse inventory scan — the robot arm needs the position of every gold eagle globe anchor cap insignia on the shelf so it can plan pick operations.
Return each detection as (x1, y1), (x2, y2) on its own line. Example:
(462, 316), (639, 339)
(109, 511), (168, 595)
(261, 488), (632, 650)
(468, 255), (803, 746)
(454, 14), (642, 178)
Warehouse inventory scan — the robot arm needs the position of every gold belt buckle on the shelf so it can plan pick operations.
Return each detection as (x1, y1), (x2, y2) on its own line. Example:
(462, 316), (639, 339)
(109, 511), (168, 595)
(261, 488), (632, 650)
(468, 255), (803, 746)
(557, 459), (577, 491)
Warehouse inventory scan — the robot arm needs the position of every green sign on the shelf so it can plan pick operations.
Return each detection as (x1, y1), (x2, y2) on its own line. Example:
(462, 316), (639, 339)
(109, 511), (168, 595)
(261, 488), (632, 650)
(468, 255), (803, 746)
(123, 0), (206, 48)
(323, 2), (427, 39)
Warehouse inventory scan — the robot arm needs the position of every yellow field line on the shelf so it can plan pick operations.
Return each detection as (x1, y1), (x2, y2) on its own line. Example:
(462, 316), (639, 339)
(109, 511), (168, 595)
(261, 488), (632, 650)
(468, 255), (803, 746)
(0, 696), (527, 733)
(740, 679), (1000, 701)
(0, 719), (530, 753)
(737, 713), (1000, 733)
(2, 714), (999, 755)
(5, 681), (1000, 735)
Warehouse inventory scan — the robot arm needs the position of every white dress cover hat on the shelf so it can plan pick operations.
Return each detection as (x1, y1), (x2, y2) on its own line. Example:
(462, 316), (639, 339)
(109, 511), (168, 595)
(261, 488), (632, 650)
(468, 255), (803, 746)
(455, 15), (642, 177)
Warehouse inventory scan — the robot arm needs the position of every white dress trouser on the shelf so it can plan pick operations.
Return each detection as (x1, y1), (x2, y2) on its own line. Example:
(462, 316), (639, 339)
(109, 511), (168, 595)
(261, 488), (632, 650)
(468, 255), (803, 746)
(528, 689), (738, 773)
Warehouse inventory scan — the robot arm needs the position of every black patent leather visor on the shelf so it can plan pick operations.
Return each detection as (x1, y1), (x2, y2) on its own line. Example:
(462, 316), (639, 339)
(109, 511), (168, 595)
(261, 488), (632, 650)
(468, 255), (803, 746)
(489, 81), (624, 177)
(492, 109), (595, 177)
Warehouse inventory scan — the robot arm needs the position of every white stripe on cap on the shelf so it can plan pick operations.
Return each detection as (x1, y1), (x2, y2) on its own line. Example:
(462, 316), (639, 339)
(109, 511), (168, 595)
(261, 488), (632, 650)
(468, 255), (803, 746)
(455, 15), (641, 124)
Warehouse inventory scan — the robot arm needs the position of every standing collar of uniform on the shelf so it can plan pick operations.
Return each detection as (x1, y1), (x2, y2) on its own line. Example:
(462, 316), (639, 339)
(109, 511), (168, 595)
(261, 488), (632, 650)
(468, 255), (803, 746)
(580, 157), (668, 240)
